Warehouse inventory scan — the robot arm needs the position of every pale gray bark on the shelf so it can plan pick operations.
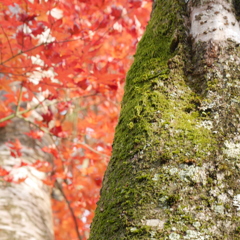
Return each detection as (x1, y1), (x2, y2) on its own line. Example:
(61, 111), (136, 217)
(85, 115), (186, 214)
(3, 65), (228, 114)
(0, 119), (53, 240)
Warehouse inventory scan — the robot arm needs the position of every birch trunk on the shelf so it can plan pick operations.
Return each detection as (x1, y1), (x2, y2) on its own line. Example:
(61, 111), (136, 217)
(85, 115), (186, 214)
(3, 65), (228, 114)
(0, 119), (53, 240)
(89, 0), (240, 239)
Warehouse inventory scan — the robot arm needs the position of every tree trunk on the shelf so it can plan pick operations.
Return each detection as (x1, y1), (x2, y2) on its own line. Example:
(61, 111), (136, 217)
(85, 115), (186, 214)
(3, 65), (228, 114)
(0, 119), (53, 240)
(89, 0), (240, 239)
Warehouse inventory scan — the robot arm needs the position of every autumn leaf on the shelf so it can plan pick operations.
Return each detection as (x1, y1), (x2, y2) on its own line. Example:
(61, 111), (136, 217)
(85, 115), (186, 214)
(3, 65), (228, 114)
(0, 168), (9, 177)
(14, 177), (27, 184)
(42, 109), (54, 125)
(33, 160), (52, 172)
(19, 13), (37, 23)
(7, 139), (22, 158)
(42, 178), (54, 186)
(25, 130), (44, 139)
(31, 23), (45, 36)
(75, 79), (90, 90)
(0, 79), (12, 92)
(111, 5), (122, 19)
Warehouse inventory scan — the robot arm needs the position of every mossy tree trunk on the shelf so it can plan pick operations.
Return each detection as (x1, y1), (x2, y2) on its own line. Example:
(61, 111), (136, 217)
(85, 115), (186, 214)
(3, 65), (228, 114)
(89, 0), (240, 239)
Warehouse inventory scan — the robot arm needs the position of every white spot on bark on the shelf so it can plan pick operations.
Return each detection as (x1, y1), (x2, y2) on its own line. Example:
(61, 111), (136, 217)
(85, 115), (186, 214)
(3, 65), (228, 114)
(178, 165), (207, 185)
(169, 232), (181, 240)
(183, 230), (208, 239)
(213, 205), (225, 214)
(130, 227), (138, 232)
(152, 173), (160, 181)
(193, 221), (201, 228)
(166, 164), (209, 185)
(169, 167), (179, 175)
(145, 219), (165, 229)
(233, 194), (240, 210)
(189, 0), (240, 43)
(199, 120), (213, 130)
(218, 193), (229, 203)
(224, 141), (240, 159)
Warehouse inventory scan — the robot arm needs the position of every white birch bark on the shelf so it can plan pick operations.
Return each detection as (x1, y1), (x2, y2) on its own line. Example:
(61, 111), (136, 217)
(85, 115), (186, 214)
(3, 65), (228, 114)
(0, 119), (53, 240)
(189, 0), (240, 43)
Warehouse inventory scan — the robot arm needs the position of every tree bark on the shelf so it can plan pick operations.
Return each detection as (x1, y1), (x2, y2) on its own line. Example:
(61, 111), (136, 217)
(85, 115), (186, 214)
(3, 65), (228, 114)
(89, 0), (240, 239)
(0, 119), (53, 240)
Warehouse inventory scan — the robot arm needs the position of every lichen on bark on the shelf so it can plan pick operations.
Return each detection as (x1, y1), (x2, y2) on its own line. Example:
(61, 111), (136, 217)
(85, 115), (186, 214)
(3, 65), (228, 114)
(89, 0), (240, 239)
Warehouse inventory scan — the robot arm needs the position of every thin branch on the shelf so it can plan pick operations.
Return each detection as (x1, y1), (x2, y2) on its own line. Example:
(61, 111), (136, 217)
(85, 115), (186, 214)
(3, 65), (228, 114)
(79, 142), (109, 158)
(16, 85), (23, 116)
(0, 93), (98, 123)
(1, 26), (14, 57)
(18, 114), (109, 158)
(55, 180), (83, 240)
(1, 43), (44, 65)
(0, 102), (42, 123)
(0, 38), (82, 65)
(17, 115), (49, 134)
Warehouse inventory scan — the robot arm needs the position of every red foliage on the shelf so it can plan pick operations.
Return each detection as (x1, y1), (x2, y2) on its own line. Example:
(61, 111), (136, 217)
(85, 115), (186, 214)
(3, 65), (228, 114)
(0, 0), (151, 239)
(7, 139), (22, 158)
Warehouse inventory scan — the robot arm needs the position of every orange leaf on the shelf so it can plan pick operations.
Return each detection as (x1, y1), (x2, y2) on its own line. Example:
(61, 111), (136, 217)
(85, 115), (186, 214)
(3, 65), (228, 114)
(0, 168), (9, 176)
(42, 178), (54, 186)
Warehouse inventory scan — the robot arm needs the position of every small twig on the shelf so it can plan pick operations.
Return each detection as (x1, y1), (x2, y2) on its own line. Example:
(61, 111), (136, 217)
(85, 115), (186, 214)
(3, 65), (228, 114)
(1, 26), (14, 57)
(48, 134), (66, 172)
(18, 114), (109, 158)
(55, 180), (83, 240)
(16, 85), (23, 116)
(0, 93), (98, 124)
(17, 115), (49, 134)
(0, 38), (82, 65)
(79, 142), (109, 158)
(0, 103), (40, 123)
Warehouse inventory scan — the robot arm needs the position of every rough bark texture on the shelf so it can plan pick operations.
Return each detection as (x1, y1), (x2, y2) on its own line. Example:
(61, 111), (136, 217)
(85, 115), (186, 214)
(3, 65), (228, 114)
(90, 0), (240, 239)
(0, 119), (53, 240)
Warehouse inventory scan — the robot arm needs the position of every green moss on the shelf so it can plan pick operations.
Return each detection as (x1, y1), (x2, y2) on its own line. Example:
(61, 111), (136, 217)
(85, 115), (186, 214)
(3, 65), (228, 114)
(235, 226), (240, 234)
(127, 122), (134, 129)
